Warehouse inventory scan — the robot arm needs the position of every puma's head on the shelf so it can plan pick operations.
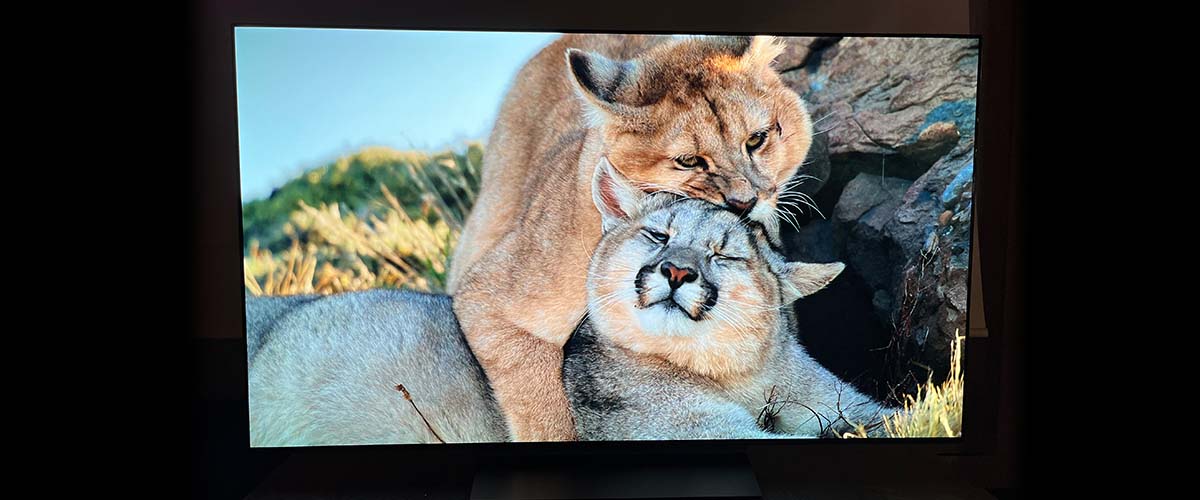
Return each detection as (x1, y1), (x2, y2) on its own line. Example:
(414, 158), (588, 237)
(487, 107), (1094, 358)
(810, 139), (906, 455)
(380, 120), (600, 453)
(567, 35), (814, 239)
(587, 158), (843, 379)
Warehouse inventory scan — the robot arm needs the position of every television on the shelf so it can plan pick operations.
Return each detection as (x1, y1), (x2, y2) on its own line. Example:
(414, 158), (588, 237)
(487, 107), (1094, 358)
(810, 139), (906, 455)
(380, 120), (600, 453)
(238, 26), (978, 444)
(190, 1), (1024, 496)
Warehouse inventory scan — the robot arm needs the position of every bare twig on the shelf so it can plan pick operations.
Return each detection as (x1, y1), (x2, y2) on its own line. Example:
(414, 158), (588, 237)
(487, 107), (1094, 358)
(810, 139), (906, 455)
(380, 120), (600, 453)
(762, 385), (833, 437)
(396, 384), (446, 444)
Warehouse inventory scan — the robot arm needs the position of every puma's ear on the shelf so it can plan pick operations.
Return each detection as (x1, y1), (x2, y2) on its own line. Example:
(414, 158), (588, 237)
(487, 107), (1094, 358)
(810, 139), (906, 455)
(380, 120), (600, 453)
(705, 35), (782, 66)
(566, 48), (642, 116)
(591, 156), (645, 233)
(706, 36), (783, 72)
(707, 36), (754, 57)
(778, 262), (845, 303)
(743, 35), (785, 69)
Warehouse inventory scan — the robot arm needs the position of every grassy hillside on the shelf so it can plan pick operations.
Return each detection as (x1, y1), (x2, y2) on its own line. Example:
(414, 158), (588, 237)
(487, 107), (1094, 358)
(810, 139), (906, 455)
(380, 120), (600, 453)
(242, 144), (482, 294)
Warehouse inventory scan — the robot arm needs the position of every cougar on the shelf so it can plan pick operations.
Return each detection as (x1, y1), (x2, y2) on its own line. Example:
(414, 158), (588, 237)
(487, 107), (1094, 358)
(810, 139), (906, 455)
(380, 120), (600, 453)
(563, 159), (891, 440)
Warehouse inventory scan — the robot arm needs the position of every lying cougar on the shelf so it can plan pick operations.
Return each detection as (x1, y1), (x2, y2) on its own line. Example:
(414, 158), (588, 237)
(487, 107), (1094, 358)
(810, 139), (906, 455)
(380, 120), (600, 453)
(563, 158), (891, 439)
(246, 291), (508, 447)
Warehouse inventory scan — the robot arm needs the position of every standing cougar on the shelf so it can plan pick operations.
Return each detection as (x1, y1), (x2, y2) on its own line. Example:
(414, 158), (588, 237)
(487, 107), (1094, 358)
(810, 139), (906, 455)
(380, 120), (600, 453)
(449, 34), (816, 441)
(563, 159), (891, 440)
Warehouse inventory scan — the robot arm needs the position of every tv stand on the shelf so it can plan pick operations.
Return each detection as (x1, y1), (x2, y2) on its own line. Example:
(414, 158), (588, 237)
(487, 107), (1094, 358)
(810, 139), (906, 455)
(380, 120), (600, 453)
(470, 453), (761, 500)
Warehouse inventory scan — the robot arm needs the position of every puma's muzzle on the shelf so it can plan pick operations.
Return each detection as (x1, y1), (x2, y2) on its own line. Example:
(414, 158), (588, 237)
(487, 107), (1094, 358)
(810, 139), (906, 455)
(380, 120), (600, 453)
(634, 256), (718, 322)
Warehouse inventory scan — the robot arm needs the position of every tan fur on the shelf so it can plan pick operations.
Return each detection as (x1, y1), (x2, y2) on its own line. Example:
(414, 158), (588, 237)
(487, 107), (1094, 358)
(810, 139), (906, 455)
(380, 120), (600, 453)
(587, 222), (779, 381)
(448, 34), (814, 441)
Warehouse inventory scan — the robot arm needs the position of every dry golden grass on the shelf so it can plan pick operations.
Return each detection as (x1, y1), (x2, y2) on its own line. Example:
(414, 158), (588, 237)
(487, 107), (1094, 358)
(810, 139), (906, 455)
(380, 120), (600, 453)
(838, 332), (963, 439)
(244, 148), (479, 296)
(881, 332), (964, 438)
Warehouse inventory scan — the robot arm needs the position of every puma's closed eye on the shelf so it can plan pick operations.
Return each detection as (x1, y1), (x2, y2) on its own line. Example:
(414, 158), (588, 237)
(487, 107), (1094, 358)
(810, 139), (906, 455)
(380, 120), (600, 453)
(642, 229), (670, 244)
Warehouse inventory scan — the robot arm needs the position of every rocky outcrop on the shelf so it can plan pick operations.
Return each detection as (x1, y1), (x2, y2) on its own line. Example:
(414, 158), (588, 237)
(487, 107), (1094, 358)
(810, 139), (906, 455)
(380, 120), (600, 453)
(783, 37), (978, 155)
(776, 36), (978, 397)
(883, 142), (973, 388)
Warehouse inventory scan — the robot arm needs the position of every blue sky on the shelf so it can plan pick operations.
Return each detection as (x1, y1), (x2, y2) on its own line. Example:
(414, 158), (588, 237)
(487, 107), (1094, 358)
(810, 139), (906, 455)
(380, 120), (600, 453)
(234, 28), (560, 201)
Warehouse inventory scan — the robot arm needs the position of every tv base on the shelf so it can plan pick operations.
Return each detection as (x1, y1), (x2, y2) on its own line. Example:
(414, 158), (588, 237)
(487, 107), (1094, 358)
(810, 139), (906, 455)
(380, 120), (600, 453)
(470, 453), (761, 500)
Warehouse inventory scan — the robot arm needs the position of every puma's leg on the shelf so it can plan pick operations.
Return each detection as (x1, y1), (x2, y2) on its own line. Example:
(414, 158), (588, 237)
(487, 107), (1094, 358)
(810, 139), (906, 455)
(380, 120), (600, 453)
(457, 307), (577, 442)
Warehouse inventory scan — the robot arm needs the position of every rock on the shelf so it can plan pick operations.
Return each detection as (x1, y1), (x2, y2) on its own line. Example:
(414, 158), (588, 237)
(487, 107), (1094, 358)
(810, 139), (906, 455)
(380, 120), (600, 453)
(780, 37), (979, 157)
(834, 173), (911, 296)
(834, 173), (911, 227)
(897, 121), (960, 168)
(884, 143), (974, 388)
(940, 158), (974, 207)
(777, 36), (842, 96)
(772, 36), (979, 398)
(890, 141), (974, 259)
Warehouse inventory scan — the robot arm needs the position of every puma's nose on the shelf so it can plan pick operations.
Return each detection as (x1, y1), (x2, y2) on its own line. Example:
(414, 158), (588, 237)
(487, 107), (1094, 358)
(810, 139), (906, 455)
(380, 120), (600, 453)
(660, 261), (698, 289)
(726, 197), (757, 216)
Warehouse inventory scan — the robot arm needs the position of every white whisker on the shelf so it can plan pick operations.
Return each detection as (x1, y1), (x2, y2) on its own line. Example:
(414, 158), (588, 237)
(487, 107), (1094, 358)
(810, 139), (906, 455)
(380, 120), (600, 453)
(811, 111), (836, 126)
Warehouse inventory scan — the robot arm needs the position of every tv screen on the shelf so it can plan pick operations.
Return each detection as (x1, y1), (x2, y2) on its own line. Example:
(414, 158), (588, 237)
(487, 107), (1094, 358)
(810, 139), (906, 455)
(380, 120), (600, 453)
(237, 27), (978, 447)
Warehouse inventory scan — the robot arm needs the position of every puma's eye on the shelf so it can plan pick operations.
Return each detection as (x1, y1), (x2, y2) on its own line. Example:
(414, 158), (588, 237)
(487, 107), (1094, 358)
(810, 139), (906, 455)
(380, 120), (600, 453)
(746, 131), (768, 153)
(712, 253), (744, 264)
(642, 229), (670, 245)
(674, 155), (708, 170)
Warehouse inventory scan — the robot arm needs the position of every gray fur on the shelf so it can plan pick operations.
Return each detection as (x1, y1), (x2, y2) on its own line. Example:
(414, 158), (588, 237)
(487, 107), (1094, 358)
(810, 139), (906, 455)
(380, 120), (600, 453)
(563, 316), (890, 440)
(245, 293), (319, 363)
(247, 290), (509, 447)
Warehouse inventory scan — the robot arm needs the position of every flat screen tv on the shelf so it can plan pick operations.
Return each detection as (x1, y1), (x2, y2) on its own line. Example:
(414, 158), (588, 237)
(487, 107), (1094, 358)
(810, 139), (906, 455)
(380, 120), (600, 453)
(236, 27), (979, 447)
